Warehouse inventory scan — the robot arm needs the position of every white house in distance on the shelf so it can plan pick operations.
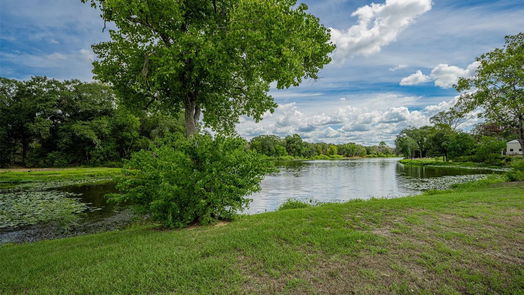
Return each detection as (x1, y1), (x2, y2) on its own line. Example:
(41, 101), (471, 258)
(506, 140), (522, 156)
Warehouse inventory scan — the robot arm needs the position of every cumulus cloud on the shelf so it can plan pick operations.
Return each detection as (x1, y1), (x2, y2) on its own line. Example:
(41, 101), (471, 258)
(0, 49), (97, 80)
(399, 70), (430, 86)
(330, 0), (432, 62)
(235, 93), (477, 145)
(400, 61), (480, 88)
(430, 62), (479, 88)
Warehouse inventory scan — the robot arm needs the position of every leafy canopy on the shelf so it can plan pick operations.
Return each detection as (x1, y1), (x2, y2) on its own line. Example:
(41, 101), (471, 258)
(0, 76), (185, 167)
(455, 33), (524, 156)
(82, 0), (335, 135)
(111, 134), (273, 228)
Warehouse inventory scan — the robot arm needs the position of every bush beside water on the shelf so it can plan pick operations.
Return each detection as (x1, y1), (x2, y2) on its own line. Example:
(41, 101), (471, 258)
(110, 135), (273, 228)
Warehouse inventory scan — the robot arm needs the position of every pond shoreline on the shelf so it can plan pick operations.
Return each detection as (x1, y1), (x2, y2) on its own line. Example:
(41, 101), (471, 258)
(1, 159), (503, 244)
(1, 180), (522, 294)
(398, 158), (512, 171)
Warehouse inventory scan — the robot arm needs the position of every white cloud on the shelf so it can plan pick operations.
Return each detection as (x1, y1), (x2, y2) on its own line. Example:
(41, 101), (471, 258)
(330, 0), (432, 62)
(430, 62), (479, 88)
(400, 61), (480, 88)
(389, 64), (408, 71)
(235, 93), (482, 145)
(423, 98), (457, 113)
(399, 70), (430, 86)
(0, 49), (96, 81)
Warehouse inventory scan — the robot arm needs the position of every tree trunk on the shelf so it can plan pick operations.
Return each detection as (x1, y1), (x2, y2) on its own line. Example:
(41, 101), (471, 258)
(184, 98), (200, 137)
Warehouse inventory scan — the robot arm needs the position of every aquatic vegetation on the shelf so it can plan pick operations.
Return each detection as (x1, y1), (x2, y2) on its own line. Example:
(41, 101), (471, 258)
(278, 199), (314, 211)
(0, 191), (89, 230)
(0, 178), (113, 193)
(399, 158), (511, 171)
(0, 168), (120, 192)
(404, 174), (488, 191)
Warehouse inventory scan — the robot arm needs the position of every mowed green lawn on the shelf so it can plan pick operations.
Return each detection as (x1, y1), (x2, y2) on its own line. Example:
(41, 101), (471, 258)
(1, 182), (523, 294)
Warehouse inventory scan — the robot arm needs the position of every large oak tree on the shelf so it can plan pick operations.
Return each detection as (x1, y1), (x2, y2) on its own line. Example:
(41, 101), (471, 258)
(82, 0), (335, 136)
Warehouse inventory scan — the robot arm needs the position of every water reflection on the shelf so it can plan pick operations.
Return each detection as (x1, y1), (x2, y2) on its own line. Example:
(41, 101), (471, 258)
(397, 164), (497, 178)
(59, 182), (119, 220)
(246, 158), (493, 214)
(46, 159), (500, 219)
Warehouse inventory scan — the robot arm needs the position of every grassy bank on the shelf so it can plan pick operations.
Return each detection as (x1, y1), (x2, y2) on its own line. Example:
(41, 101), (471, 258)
(269, 154), (399, 161)
(0, 167), (121, 189)
(399, 158), (513, 169)
(1, 180), (523, 294)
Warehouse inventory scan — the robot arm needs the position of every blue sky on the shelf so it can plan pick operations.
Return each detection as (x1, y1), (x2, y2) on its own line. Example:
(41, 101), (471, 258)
(1, 0), (523, 145)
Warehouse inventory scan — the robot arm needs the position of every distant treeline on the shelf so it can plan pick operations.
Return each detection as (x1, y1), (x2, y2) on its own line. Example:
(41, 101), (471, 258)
(249, 134), (395, 159)
(0, 76), (396, 167)
(0, 77), (183, 168)
(395, 123), (515, 165)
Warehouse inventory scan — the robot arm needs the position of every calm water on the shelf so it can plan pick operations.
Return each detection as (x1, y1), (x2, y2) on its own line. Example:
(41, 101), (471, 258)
(59, 182), (119, 220)
(63, 158), (497, 216)
(245, 158), (496, 214)
(1, 158), (497, 243)
(48, 158), (500, 217)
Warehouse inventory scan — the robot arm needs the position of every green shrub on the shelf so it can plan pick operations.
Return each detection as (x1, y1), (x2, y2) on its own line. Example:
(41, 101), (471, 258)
(511, 159), (524, 171)
(110, 134), (273, 228)
(506, 159), (524, 181)
(278, 199), (313, 211)
(506, 170), (524, 181)
(474, 137), (506, 164)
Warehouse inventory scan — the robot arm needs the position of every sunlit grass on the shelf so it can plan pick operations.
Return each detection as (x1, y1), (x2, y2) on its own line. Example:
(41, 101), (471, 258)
(1, 180), (523, 294)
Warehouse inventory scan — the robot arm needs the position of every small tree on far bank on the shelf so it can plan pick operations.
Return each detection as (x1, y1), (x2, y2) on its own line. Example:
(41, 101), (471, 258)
(454, 33), (524, 158)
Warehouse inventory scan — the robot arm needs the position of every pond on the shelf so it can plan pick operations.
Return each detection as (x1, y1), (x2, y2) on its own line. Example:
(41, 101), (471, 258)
(0, 158), (498, 243)
(245, 158), (498, 214)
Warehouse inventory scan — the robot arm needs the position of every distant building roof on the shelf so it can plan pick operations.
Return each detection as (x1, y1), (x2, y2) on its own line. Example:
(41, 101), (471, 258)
(508, 140), (520, 144)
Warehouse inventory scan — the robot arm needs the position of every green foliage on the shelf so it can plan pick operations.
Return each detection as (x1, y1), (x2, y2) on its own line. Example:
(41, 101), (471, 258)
(506, 159), (524, 181)
(284, 134), (307, 157)
(365, 141), (396, 157)
(249, 135), (287, 157)
(395, 124), (507, 165)
(111, 134), (273, 228)
(473, 136), (506, 164)
(338, 143), (368, 157)
(82, 0), (335, 135)
(278, 199), (313, 211)
(395, 135), (418, 159)
(447, 132), (476, 160)
(454, 33), (524, 158)
(506, 170), (524, 181)
(250, 134), (393, 159)
(395, 126), (433, 158)
(2, 181), (523, 294)
(0, 77), (184, 167)
(327, 145), (338, 156)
